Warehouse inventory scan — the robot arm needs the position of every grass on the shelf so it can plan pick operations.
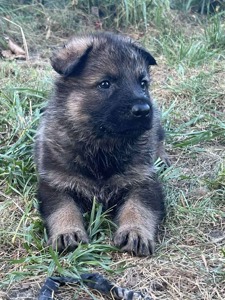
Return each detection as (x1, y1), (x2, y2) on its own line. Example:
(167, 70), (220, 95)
(0, 1), (225, 299)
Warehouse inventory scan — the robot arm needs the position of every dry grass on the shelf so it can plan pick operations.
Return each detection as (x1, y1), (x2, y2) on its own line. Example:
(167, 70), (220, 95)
(0, 2), (225, 300)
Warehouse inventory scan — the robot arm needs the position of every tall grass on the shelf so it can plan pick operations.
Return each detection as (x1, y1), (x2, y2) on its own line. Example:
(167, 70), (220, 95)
(171, 0), (225, 13)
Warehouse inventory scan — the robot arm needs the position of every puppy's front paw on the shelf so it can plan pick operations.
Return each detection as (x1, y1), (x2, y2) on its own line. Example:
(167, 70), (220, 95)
(113, 225), (155, 256)
(48, 228), (89, 252)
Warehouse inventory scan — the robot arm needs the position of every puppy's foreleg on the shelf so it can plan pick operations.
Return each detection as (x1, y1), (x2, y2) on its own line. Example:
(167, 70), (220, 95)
(38, 180), (89, 252)
(113, 180), (164, 256)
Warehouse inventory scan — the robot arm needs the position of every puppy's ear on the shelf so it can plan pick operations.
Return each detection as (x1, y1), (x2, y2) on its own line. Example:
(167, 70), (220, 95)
(50, 37), (93, 76)
(140, 48), (157, 66)
(129, 39), (156, 66)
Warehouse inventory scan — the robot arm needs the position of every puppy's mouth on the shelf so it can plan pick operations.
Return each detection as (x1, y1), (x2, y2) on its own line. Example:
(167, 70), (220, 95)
(98, 124), (151, 137)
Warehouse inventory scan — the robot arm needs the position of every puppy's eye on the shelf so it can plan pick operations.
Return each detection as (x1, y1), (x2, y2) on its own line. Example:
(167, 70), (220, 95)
(140, 80), (148, 90)
(98, 80), (111, 89)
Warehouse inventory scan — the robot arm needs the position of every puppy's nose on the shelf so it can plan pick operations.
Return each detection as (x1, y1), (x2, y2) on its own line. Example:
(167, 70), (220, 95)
(131, 103), (151, 117)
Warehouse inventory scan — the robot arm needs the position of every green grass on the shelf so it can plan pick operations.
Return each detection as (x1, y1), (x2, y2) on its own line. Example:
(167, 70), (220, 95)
(0, 2), (225, 299)
(0, 190), (122, 298)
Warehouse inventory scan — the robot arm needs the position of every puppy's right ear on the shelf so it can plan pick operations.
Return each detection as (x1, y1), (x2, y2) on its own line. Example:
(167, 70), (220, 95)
(50, 37), (93, 77)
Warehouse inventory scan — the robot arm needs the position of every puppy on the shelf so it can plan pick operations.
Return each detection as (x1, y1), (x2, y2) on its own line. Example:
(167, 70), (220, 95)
(35, 32), (168, 256)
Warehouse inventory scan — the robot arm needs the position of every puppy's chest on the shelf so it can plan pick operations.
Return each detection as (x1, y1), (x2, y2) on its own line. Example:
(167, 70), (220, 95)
(73, 148), (130, 181)
(69, 150), (132, 204)
(69, 166), (128, 211)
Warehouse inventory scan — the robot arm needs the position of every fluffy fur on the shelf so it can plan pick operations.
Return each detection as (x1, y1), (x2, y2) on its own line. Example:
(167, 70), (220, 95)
(35, 32), (168, 256)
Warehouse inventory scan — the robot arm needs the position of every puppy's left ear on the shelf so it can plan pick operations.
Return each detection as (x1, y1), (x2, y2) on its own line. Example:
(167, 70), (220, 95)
(140, 48), (157, 66)
(131, 42), (157, 65)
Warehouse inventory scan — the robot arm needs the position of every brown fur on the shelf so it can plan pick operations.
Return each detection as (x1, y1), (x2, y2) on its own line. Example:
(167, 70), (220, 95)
(35, 32), (168, 256)
(47, 200), (88, 251)
(114, 198), (158, 255)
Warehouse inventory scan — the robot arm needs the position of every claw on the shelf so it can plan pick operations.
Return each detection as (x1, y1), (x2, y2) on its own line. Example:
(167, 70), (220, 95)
(49, 229), (89, 252)
(114, 226), (155, 257)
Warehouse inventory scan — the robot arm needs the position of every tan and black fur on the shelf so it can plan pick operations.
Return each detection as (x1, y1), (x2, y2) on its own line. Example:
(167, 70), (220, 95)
(35, 32), (169, 256)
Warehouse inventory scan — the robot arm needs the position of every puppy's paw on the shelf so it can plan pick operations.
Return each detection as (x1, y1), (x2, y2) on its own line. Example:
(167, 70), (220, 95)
(48, 228), (89, 252)
(113, 225), (155, 256)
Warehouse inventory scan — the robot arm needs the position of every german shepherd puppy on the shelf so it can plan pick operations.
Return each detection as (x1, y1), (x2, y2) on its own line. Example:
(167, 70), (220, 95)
(35, 32), (168, 256)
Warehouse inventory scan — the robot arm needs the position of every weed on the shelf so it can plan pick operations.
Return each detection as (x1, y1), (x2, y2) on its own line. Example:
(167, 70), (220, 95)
(204, 12), (225, 48)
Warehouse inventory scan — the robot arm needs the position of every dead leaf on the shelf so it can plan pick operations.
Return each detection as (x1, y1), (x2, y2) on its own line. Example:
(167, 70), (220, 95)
(5, 37), (25, 56)
(46, 27), (51, 40)
(1, 50), (15, 59)
(1, 49), (25, 60)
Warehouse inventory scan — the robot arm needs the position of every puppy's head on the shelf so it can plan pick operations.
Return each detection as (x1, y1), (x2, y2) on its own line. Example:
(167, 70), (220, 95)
(51, 32), (157, 138)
